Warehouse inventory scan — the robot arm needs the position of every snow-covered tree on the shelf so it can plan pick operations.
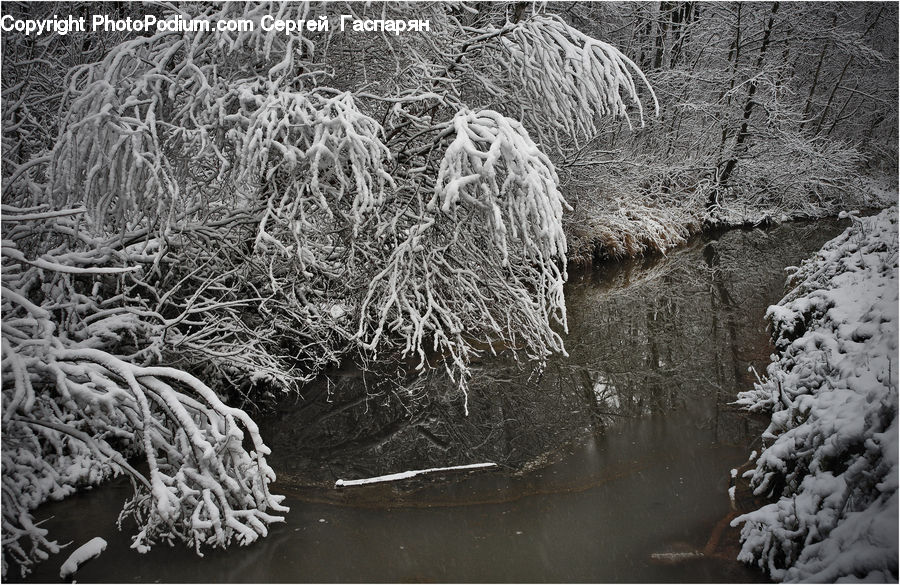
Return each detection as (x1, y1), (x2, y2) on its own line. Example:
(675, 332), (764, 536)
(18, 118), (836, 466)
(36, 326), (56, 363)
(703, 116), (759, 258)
(1, 0), (656, 576)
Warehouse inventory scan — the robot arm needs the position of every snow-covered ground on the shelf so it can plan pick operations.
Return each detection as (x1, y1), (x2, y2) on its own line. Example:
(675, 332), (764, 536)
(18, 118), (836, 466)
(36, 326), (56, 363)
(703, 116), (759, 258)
(733, 207), (899, 582)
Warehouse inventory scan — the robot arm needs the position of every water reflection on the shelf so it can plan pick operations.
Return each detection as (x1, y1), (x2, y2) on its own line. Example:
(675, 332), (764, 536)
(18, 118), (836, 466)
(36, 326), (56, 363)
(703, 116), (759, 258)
(16, 220), (849, 583)
(260, 221), (845, 493)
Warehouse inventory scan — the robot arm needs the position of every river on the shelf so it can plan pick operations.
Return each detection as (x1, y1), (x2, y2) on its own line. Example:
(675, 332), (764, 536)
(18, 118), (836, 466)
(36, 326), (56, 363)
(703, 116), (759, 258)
(15, 219), (849, 583)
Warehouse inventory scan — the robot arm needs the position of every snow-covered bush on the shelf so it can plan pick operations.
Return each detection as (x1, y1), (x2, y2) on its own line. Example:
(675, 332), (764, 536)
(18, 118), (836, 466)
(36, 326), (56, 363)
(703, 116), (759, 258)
(35, 2), (655, 387)
(733, 207), (899, 582)
(1, 208), (287, 578)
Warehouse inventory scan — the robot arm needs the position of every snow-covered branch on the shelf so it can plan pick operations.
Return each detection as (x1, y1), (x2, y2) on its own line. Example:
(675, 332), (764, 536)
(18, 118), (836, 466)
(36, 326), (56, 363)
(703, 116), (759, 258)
(357, 109), (569, 403)
(475, 14), (658, 147)
(1, 217), (286, 577)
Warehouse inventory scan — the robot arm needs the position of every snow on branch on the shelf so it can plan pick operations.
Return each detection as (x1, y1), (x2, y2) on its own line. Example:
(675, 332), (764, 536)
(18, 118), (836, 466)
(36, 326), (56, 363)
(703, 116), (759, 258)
(431, 109), (568, 265)
(246, 84), (394, 258)
(478, 14), (658, 146)
(357, 109), (569, 403)
(335, 463), (497, 487)
(43, 2), (325, 231)
(59, 537), (107, 579)
(29, 4), (394, 388)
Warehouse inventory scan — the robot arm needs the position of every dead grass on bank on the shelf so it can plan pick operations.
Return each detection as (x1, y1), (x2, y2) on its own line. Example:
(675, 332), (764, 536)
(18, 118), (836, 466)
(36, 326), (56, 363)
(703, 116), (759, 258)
(564, 193), (704, 268)
(563, 174), (897, 270)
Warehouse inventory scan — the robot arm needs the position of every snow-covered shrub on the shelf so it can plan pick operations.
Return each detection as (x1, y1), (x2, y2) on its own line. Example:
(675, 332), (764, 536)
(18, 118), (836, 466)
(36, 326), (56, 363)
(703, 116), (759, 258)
(733, 207), (899, 582)
(1, 208), (288, 577)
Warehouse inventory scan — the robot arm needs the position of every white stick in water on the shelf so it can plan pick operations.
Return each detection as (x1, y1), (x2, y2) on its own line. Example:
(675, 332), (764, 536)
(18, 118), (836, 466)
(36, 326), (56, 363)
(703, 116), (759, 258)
(59, 537), (107, 579)
(335, 463), (497, 487)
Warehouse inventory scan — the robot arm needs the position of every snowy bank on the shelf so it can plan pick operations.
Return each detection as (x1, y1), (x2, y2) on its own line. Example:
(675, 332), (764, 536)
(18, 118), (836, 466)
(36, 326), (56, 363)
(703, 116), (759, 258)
(732, 207), (899, 582)
(565, 179), (896, 267)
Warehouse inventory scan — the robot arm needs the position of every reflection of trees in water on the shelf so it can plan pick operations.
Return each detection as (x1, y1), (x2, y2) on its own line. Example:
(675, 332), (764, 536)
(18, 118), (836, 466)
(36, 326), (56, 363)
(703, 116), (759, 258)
(261, 221), (849, 487)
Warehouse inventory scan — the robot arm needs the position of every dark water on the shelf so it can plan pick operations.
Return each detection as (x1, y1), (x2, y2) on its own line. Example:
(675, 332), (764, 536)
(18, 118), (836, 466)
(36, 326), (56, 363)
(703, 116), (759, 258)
(17, 220), (849, 583)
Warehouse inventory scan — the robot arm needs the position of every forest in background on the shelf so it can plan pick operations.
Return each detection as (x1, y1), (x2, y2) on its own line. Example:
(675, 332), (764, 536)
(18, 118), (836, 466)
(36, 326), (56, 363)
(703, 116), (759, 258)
(555, 2), (897, 261)
(1, 1), (897, 581)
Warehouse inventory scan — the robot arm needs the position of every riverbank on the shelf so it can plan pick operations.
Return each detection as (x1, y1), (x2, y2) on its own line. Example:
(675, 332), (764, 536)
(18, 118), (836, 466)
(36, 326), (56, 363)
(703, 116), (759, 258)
(733, 206), (898, 582)
(564, 179), (897, 267)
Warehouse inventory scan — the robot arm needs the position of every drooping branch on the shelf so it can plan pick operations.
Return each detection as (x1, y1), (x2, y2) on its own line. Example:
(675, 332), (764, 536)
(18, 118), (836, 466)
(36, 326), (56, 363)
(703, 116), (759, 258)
(357, 110), (569, 407)
(1, 217), (287, 576)
(476, 14), (659, 146)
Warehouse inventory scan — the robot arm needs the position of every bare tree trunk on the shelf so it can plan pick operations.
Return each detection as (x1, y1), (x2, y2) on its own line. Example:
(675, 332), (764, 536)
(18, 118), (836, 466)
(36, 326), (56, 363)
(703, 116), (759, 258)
(814, 56), (853, 135)
(716, 2), (780, 188)
(653, 1), (671, 69)
(719, 2), (743, 147)
(799, 13), (836, 131)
